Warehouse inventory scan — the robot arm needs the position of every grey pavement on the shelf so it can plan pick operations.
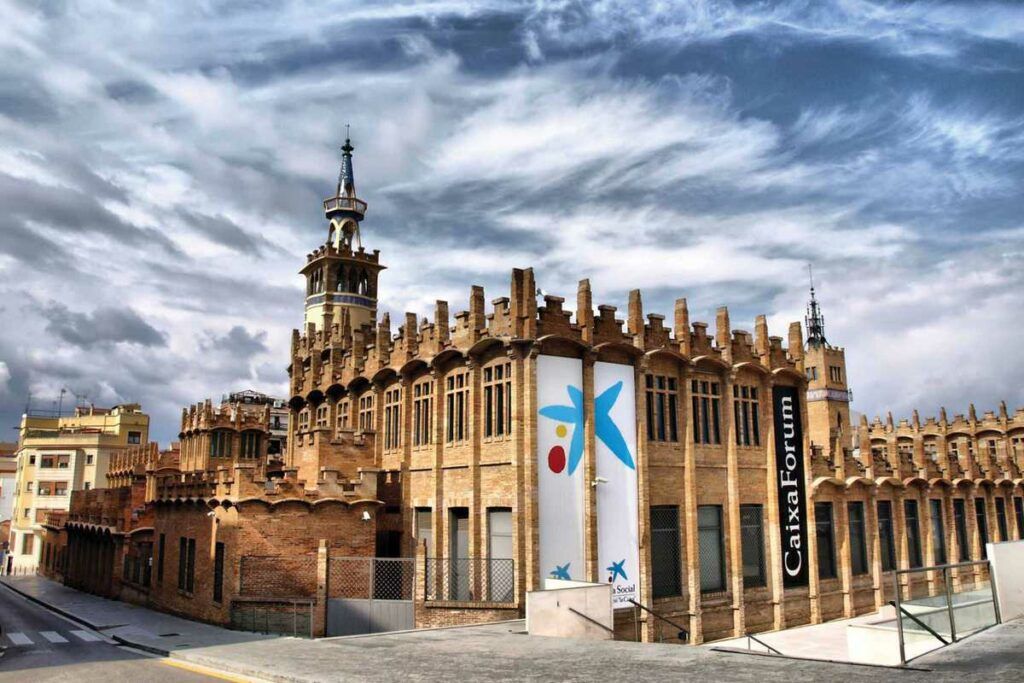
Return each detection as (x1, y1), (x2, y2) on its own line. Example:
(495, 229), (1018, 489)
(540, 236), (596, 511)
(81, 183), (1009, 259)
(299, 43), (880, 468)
(5, 575), (1024, 682)
(0, 578), (221, 682)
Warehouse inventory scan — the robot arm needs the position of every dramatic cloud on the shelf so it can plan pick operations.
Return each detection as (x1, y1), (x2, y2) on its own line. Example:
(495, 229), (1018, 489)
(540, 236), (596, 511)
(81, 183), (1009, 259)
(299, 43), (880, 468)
(1, 0), (1022, 442)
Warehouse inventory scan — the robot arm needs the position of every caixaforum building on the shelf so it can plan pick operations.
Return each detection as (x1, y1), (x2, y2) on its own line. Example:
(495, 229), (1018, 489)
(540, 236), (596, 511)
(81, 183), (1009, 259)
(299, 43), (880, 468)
(284, 140), (1024, 642)
(37, 140), (1024, 643)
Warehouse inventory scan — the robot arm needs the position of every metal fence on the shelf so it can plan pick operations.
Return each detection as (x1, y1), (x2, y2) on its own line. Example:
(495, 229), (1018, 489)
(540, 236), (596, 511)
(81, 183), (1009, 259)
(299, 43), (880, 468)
(424, 557), (515, 603)
(892, 559), (1000, 665)
(328, 557), (414, 600)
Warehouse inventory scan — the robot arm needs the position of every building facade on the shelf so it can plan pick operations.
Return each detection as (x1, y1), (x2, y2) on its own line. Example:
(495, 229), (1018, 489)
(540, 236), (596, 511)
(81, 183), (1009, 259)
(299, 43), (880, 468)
(6, 404), (149, 573)
(179, 390), (286, 476)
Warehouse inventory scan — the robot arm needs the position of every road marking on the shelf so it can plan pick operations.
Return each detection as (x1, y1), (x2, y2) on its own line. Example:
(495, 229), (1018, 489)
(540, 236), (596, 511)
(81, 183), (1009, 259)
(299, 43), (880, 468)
(70, 629), (102, 642)
(6, 632), (32, 646)
(160, 658), (262, 682)
(40, 630), (69, 643)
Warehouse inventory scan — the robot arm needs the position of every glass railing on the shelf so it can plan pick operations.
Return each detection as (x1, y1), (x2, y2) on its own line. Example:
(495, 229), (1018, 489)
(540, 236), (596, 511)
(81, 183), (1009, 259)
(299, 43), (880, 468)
(892, 560), (999, 664)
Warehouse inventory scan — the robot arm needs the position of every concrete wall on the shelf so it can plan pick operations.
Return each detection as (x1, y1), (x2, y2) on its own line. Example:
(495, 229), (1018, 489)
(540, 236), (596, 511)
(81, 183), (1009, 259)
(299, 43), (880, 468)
(988, 539), (1024, 621)
(526, 580), (613, 640)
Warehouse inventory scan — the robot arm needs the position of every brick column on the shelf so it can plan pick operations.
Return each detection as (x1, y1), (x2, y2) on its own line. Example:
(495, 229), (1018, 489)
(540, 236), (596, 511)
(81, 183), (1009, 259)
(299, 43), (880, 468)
(681, 367), (702, 643)
(723, 371), (745, 636)
(836, 497), (853, 618)
(635, 359), (654, 643)
(582, 352), (598, 582)
(523, 350), (540, 593)
(894, 488), (909, 600)
(868, 487), (884, 611)
(314, 540), (328, 637)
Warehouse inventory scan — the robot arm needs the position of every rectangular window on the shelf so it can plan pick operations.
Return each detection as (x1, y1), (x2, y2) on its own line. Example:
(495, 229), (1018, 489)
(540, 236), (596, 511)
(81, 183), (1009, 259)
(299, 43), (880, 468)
(732, 385), (761, 447)
(929, 499), (947, 566)
(975, 498), (990, 559)
(40, 455), (54, 468)
(805, 366), (818, 381)
(23, 533), (34, 555)
(209, 431), (232, 458)
(848, 502), (868, 575)
(815, 502), (837, 579)
(178, 537), (187, 590)
(213, 542), (225, 603)
(483, 363), (513, 439)
(27, 481), (35, 493)
(691, 379), (721, 445)
(336, 400), (350, 431)
(412, 381), (433, 447)
(954, 498), (970, 561)
(240, 431), (261, 458)
(127, 431), (141, 445)
(651, 506), (682, 598)
(358, 394), (374, 432)
(995, 497), (1009, 542)
(1015, 497), (1024, 541)
(415, 507), (433, 553)
(315, 405), (328, 428)
(186, 538), (196, 593)
(86, 453), (94, 465)
(645, 375), (679, 442)
(57, 454), (70, 468)
(878, 500), (897, 571)
(445, 371), (469, 443)
(698, 505), (725, 594)
(905, 500), (923, 568)
(740, 504), (766, 587)
(158, 533), (165, 585)
(383, 387), (402, 451)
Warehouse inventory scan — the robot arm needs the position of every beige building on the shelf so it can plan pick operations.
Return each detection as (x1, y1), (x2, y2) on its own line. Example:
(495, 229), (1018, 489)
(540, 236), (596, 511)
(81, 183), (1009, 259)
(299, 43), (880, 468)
(6, 404), (149, 573)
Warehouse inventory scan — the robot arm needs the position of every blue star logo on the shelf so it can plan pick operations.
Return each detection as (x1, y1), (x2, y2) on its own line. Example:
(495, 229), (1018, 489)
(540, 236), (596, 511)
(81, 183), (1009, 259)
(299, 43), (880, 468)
(607, 559), (628, 582)
(539, 381), (635, 473)
(550, 562), (572, 580)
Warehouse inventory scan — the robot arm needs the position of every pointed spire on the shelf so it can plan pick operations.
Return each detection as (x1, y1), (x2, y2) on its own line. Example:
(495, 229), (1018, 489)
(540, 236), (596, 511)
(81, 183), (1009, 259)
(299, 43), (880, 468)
(805, 264), (827, 347)
(338, 127), (356, 198)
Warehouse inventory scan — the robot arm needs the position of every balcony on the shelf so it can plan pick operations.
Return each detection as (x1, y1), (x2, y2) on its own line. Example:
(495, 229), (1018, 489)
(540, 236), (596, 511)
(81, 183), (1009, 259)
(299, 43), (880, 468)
(322, 195), (367, 215)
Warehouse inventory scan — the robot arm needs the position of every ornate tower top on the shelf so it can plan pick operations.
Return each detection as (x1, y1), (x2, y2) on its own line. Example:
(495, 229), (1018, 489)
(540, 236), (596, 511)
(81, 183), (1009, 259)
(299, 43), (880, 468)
(805, 264), (827, 348)
(323, 133), (367, 251)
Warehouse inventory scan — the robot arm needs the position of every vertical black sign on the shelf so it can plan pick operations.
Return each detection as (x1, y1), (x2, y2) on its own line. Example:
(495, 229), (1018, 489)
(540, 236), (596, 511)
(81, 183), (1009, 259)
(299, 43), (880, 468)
(773, 385), (809, 588)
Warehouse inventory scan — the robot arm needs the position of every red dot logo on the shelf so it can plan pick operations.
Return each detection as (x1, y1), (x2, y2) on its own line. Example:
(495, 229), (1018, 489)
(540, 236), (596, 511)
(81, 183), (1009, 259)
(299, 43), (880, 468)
(548, 445), (566, 473)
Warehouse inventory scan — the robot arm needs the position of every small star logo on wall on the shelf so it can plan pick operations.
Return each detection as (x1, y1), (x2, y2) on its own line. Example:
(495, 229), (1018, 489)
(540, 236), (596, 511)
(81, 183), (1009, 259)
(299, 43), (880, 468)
(550, 562), (572, 580)
(606, 559), (628, 582)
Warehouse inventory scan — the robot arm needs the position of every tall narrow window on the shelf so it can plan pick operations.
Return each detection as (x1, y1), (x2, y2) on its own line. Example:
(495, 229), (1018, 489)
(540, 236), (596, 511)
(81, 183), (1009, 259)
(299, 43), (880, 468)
(240, 431), (261, 458)
(487, 508), (514, 602)
(336, 399), (350, 431)
(691, 379), (721, 445)
(651, 506), (682, 598)
(209, 431), (232, 458)
(930, 499), (947, 565)
(878, 500), (896, 571)
(415, 507), (433, 553)
(815, 502), (836, 579)
(383, 387), (402, 451)
(848, 502), (868, 575)
(698, 505), (725, 594)
(740, 504), (766, 587)
(157, 533), (165, 585)
(975, 498), (990, 559)
(905, 500), (923, 568)
(483, 362), (512, 439)
(213, 542), (225, 603)
(186, 538), (196, 593)
(412, 381), (433, 447)
(358, 394), (374, 432)
(1015, 497), (1024, 541)
(995, 497), (1009, 542)
(178, 537), (187, 590)
(953, 498), (970, 561)
(445, 371), (469, 443)
(733, 385), (761, 447)
(645, 375), (679, 442)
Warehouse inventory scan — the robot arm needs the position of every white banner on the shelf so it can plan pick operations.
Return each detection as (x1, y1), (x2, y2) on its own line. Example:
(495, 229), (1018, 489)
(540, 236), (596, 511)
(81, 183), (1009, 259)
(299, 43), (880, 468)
(595, 361), (640, 608)
(536, 355), (585, 582)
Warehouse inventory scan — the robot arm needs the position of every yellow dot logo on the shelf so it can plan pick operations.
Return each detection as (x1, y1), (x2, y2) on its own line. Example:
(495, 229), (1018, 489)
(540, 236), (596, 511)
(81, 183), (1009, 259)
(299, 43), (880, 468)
(555, 424), (567, 438)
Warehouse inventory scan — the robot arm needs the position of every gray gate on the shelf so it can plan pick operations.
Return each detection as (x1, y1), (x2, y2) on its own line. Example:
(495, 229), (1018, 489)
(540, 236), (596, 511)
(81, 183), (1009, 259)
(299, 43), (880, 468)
(326, 557), (414, 636)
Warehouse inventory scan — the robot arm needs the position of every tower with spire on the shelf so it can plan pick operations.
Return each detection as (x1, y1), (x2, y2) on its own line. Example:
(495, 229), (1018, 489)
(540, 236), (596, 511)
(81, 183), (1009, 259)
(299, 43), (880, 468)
(802, 266), (853, 454)
(300, 134), (385, 333)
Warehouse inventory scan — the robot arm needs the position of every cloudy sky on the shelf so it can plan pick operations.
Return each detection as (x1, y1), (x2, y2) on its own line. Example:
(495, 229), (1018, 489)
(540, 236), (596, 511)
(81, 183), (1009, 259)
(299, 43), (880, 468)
(1, 1), (1023, 444)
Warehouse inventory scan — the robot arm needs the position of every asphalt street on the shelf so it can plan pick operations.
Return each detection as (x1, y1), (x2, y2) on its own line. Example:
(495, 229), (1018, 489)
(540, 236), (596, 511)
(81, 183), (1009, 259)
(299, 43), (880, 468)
(0, 582), (229, 682)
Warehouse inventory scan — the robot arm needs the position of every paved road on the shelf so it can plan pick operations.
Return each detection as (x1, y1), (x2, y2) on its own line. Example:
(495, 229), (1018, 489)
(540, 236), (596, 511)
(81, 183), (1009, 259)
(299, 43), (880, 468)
(0, 583), (226, 682)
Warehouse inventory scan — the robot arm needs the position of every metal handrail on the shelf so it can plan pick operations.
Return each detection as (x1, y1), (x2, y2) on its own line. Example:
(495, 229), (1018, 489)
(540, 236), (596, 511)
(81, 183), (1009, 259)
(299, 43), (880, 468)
(627, 599), (689, 642)
(893, 559), (989, 576)
(567, 607), (615, 634)
(889, 601), (949, 645)
(745, 633), (783, 655)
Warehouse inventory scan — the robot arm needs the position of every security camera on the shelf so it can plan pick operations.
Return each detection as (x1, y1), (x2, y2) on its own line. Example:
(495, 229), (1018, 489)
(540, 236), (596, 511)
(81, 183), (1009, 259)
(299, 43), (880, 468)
(361, 510), (371, 522)
(592, 476), (609, 486)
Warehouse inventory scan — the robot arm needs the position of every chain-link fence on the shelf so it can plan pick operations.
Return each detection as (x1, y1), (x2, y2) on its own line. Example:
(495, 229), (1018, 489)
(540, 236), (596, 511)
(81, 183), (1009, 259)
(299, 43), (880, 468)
(239, 554), (317, 598)
(424, 558), (515, 603)
(328, 557), (413, 600)
(651, 506), (682, 599)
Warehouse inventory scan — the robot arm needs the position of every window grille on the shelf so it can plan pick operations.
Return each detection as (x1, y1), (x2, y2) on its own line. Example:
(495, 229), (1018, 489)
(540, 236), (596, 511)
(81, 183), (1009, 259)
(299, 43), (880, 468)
(975, 498), (989, 559)
(815, 502), (837, 579)
(930, 499), (947, 565)
(740, 504), (765, 588)
(651, 506), (682, 598)
(996, 497), (1009, 542)
(905, 499), (923, 568)
(878, 500), (897, 571)
(698, 505), (725, 595)
(848, 501), (868, 575)
(953, 498), (970, 561)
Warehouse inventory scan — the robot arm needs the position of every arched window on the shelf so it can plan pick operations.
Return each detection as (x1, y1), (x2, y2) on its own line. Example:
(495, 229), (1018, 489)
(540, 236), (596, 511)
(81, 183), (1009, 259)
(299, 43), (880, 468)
(337, 264), (347, 291)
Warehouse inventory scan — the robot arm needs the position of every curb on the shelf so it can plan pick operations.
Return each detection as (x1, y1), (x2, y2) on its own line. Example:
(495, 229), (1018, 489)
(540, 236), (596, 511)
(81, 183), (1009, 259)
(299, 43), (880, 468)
(0, 580), (171, 656)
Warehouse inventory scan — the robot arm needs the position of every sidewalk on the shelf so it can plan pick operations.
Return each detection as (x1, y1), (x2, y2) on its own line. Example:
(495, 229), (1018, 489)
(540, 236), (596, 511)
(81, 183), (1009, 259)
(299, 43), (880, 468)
(4, 575), (1024, 682)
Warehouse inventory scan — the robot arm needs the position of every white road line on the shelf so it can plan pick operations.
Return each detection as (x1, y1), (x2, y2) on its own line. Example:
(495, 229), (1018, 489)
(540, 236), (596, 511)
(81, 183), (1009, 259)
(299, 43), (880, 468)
(40, 630), (69, 643)
(70, 629), (102, 642)
(6, 632), (33, 646)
